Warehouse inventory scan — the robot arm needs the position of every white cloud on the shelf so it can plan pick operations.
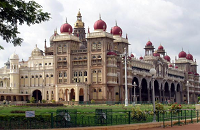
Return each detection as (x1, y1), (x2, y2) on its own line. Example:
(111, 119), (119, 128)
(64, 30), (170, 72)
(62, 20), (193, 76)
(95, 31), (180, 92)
(0, 0), (200, 73)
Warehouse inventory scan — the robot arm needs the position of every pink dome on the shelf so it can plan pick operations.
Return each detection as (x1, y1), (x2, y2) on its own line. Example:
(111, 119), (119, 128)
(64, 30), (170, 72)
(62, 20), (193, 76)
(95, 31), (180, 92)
(94, 19), (107, 31)
(164, 55), (170, 62)
(111, 26), (122, 36)
(130, 54), (134, 57)
(186, 54), (193, 61)
(169, 64), (173, 67)
(139, 56), (143, 60)
(195, 73), (199, 76)
(158, 45), (164, 50)
(175, 66), (178, 69)
(178, 51), (187, 58)
(146, 41), (152, 46)
(107, 51), (117, 56)
(188, 72), (193, 74)
(60, 23), (73, 34)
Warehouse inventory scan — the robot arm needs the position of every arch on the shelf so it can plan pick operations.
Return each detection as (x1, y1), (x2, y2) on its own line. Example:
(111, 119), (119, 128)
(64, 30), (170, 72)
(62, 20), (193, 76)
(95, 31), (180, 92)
(141, 78), (148, 101)
(79, 88), (84, 101)
(132, 77), (139, 102)
(176, 83), (181, 103)
(164, 82), (169, 101)
(154, 80), (159, 101)
(32, 90), (42, 102)
(70, 89), (75, 101)
(59, 89), (64, 101)
(98, 88), (103, 99)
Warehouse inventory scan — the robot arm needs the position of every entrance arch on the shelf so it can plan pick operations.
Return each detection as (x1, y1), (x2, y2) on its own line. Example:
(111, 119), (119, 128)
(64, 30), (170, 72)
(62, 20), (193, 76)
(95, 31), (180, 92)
(176, 84), (181, 103)
(141, 78), (148, 101)
(79, 88), (84, 101)
(70, 89), (75, 100)
(32, 90), (42, 102)
(171, 83), (175, 102)
(164, 82), (169, 101)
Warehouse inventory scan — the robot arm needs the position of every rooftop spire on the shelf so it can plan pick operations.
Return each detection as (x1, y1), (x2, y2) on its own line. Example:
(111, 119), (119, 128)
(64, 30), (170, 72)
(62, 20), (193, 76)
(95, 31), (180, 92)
(66, 17), (68, 23)
(88, 26), (90, 33)
(99, 14), (101, 20)
(115, 20), (117, 26)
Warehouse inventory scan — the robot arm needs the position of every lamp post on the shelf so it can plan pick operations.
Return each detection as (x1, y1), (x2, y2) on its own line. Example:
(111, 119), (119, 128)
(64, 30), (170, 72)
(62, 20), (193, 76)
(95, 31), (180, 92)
(133, 82), (137, 106)
(187, 81), (190, 104)
(121, 48), (128, 107)
(150, 68), (156, 122)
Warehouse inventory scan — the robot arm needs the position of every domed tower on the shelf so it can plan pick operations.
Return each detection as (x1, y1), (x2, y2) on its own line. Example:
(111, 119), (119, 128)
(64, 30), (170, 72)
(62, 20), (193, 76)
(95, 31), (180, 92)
(9, 53), (20, 93)
(144, 40), (155, 57)
(73, 9), (86, 47)
(157, 44), (165, 57)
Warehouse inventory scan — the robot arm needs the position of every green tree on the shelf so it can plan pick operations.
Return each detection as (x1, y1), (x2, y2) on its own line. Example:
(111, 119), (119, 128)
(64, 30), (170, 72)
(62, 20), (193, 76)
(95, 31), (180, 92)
(0, 0), (51, 49)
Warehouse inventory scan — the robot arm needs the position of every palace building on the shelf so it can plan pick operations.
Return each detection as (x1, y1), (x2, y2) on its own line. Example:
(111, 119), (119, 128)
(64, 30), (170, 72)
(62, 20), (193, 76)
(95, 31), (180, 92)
(0, 10), (199, 104)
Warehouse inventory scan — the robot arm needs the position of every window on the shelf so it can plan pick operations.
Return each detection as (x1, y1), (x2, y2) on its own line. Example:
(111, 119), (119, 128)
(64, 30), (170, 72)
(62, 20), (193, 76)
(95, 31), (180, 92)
(63, 57), (66, 60)
(21, 76), (24, 78)
(49, 63), (51, 65)
(39, 63), (42, 66)
(59, 73), (62, 77)
(36, 75), (38, 78)
(92, 43), (96, 49)
(51, 74), (53, 77)
(97, 42), (101, 49)
(46, 75), (49, 77)
(93, 56), (96, 59)
(79, 72), (82, 76)
(40, 75), (42, 78)
(94, 89), (96, 92)
(84, 57), (87, 59)
(25, 76), (28, 78)
(79, 57), (82, 59)
(45, 63), (47, 65)
(32, 76), (34, 78)
(99, 89), (102, 92)
(98, 55), (101, 58)
(64, 72), (67, 77)
(84, 71), (87, 76)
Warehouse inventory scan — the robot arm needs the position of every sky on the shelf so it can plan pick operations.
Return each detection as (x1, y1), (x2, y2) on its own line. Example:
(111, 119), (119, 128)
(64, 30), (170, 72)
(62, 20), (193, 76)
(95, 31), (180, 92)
(1, 0), (200, 73)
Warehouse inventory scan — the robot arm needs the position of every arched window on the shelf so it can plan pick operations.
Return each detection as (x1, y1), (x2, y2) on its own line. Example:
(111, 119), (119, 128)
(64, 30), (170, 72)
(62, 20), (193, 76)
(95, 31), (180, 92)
(93, 56), (96, 59)
(99, 89), (102, 92)
(94, 89), (96, 92)
(84, 71), (87, 76)
(79, 72), (82, 76)
(59, 73), (62, 77)
(97, 42), (101, 49)
(21, 76), (24, 78)
(64, 72), (67, 77)
(25, 76), (28, 78)
(46, 75), (49, 77)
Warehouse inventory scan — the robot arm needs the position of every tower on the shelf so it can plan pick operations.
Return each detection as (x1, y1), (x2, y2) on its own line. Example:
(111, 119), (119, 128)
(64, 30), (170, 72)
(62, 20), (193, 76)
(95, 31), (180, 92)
(73, 9), (86, 47)
(9, 53), (19, 93)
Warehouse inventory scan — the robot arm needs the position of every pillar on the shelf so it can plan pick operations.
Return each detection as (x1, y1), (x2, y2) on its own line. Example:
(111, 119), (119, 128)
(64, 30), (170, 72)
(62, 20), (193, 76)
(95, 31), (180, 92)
(84, 88), (87, 101)
(55, 85), (58, 102)
(159, 90), (162, 102)
(169, 91), (171, 101)
(67, 90), (70, 101)
(148, 88), (150, 103)
(75, 87), (79, 101)
(139, 88), (141, 102)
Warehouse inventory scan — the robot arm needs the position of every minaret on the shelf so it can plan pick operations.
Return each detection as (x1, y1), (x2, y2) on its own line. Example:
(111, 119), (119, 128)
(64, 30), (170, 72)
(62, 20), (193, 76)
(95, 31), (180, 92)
(73, 9), (87, 47)
(9, 53), (19, 93)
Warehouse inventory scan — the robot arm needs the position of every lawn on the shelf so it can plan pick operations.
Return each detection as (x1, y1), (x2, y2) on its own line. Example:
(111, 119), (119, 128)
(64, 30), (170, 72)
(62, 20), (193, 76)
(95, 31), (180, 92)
(0, 103), (196, 115)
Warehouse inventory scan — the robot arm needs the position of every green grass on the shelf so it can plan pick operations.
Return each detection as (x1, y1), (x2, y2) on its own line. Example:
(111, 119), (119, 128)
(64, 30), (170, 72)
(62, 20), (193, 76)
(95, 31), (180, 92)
(0, 104), (196, 115)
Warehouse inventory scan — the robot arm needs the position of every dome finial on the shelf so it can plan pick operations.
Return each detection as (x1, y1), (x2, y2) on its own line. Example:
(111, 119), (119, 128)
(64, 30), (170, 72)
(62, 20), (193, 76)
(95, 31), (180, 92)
(66, 17), (68, 23)
(99, 13), (101, 20)
(115, 20), (117, 26)
(126, 33), (128, 39)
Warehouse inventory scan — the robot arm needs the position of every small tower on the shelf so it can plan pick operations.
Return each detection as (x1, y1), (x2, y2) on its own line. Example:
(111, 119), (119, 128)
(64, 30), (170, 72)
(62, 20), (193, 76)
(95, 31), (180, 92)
(9, 53), (19, 93)
(144, 40), (155, 56)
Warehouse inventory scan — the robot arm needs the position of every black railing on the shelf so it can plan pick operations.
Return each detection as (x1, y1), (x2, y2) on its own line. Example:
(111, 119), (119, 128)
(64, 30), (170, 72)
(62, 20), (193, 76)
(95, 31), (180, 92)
(0, 109), (199, 129)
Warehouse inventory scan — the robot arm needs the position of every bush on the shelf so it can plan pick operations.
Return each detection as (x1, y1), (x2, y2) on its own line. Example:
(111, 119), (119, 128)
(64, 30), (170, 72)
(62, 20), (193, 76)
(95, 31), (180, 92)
(51, 100), (56, 103)
(30, 97), (36, 103)
(131, 107), (147, 121)
(170, 103), (182, 113)
(42, 99), (46, 103)
(91, 99), (95, 104)
(155, 103), (164, 114)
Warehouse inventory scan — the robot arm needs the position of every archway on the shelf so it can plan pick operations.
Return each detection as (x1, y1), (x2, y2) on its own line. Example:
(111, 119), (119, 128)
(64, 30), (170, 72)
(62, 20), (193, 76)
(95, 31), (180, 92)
(141, 78), (148, 101)
(32, 90), (42, 102)
(79, 88), (84, 101)
(59, 89), (64, 101)
(164, 82), (169, 101)
(171, 83), (175, 102)
(132, 77), (139, 102)
(154, 80), (159, 101)
(65, 89), (69, 101)
(176, 84), (181, 103)
(70, 89), (75, 100)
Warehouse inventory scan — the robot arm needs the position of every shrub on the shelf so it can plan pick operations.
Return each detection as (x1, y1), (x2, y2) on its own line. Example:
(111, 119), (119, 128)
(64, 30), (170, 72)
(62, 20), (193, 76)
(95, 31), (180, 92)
(91, 99), (95, 104)
(51, 100), (56, 103)
(131, 107), (147, 121)
(42, 99), (46, 103)
(155, 103), (164, 114)
(170, 102), (182, 114)
(30, 97), (36, 103)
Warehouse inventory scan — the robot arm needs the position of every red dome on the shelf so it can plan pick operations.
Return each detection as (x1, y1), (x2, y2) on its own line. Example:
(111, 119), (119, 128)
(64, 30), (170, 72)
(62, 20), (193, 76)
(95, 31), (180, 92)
(178, 51), (187, 58)
(186, 54), (193, 60)
(195, 73), (199, 76)
(169, 64), (173, 67)
(188, 72), (193, 74)
(130, 54), (134, 57)
(146, 41), (152, 46)
(158, 45), (164, 50)
(60, 23), (73, 34)
(94, 19), (107, 31)
(139, 56), (143, 60)
(153, 52), (160, 57)
(175, 66), (178, 69)
(107, 51), (117, 56)
(111, 26), (122, 36)
(164, 55), (170, 62)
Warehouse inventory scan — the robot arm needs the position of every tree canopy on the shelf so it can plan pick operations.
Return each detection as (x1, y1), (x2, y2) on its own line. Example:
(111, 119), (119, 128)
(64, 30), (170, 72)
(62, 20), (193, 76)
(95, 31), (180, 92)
(0, 0), (51, 49)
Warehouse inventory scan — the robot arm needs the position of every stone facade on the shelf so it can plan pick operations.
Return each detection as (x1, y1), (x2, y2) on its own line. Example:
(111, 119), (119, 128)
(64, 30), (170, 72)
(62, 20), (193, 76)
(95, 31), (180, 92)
(0, 10), (199, 104)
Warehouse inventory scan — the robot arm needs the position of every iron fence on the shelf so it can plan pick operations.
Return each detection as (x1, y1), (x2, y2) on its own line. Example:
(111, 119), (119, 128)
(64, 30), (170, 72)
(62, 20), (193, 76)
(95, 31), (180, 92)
(0, 109), (199, 129)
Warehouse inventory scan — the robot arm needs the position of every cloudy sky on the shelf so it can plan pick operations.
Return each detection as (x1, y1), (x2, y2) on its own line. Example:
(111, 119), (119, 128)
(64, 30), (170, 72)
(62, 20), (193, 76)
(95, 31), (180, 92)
(1, 0), (200, 73)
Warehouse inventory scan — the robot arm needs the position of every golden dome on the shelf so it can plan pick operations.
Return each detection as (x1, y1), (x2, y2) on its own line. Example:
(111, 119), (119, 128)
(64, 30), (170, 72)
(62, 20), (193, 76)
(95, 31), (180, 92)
(74, 9), (84, 28)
